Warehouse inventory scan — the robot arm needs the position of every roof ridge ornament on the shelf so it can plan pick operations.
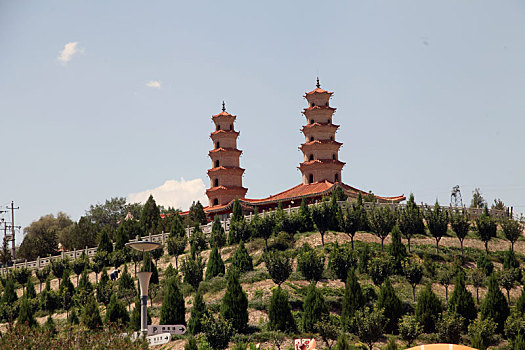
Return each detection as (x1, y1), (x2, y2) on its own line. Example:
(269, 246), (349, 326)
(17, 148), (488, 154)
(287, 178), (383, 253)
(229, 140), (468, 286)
(316, 77), (320, 88)
(222, 101), (226, 112)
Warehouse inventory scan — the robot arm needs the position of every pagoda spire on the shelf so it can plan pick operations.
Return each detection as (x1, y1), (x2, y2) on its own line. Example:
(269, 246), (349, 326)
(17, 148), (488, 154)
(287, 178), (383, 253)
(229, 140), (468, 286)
(206, 105), (248, 207)
(299, 81), (345, 185)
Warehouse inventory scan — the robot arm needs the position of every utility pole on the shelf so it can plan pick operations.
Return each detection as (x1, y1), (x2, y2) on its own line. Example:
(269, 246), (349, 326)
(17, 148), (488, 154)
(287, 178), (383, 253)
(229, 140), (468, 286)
(6, 201), (19, 261)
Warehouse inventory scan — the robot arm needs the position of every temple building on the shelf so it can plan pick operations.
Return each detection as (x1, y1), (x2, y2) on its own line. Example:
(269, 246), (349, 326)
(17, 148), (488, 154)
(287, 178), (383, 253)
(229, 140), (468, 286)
(200, 80), (405, 217)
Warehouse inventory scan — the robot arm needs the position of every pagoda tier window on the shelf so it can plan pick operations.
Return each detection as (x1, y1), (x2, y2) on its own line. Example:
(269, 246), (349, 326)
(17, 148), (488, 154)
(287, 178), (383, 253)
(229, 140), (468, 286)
(335, 173), (339, 182)
(308, 174), (314, 184)
(215, 160), (220, 167)
(229, 124), (233, 130)
(214, 179), (219, 187)
(216, 142), (220, 149)
(310, 102), (315, 107)
(309, 154), (314, 161)
(309, 136), (314, 142)
(325, 102), (328, 106)
(216, 124), (221, 130)
(332, 154), (336, 160)
(330, 136), (333, 141)
(213, 198), (219, 205)
(309, 119), (314, 124)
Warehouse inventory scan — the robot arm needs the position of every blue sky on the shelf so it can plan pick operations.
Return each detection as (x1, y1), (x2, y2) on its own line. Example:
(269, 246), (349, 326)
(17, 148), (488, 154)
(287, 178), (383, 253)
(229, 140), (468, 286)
(1, 1), (525, 244)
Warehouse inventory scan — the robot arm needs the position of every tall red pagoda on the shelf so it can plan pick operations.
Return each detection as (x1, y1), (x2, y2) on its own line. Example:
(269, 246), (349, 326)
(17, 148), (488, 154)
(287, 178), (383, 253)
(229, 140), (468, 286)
(206, 102), (248, 207)
(299, 78), (345, 184)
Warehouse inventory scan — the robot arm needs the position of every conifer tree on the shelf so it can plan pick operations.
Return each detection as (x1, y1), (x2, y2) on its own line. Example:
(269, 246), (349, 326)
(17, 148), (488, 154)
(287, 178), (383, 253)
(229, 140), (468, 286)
(298, 198), (315, 232)
(516, 287), (525, 315)
(44, 314), (57, 335)
(274, 201), (286, 233)
(18, 297), (36, 327)
(185, 337), (198, 350)
(231, 241), (253, 273)
(302, 282), (329, 332)
(60, 269), (75, 317)
(189, 288), (208, 334)
(377, 279), (403, 334)
(206, 245), (225, 280)
(141, 252), (159, 284)
(181, 255), (204, 291)
(415, 284), (442, 333)
(425, 201), (448, 254)
(448, 271), (477, 329)
(188, 200), (207, 226)
(388, 225), (406, 274)
(210, 216), (226, 248)
(114, 219), (132, 251)
(160, 277), (186, 325)
(82, 293), (102, 330)
(105, 293), (130, 325)
(141, 194), (160, 234)
(97, 268), (112, 306)
(268, 286), (296, 332)
(97, 226), (113, 254)
(398, 194), (425, 253)
(329, 190), (344, 231)
(170, 212), (186, 238)
(341, 268), (364, 330)
(263, 250), (292, 286)
(231, 199), (243, 222)
(481, 274), (510, 333)
(26, 278), (36, 299)
(228, 218), (251, 245)
(368, 205), (397, 251)
(221, 270), (248, 332)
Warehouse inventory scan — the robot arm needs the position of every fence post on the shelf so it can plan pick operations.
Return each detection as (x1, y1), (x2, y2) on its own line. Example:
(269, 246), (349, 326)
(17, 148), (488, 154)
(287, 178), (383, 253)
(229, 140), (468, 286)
(161, 231), (165, 245)
(37, 256), (40, 269)
(73, 248), (76, 259)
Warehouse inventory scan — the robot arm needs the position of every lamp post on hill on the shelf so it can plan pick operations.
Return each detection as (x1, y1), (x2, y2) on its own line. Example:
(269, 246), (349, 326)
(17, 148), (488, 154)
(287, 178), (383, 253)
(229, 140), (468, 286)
(125, 239), (162, 338)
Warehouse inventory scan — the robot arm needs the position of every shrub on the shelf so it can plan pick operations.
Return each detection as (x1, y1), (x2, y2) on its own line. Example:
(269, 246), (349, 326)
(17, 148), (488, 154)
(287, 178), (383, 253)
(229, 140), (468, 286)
(329, 242), (357, 283)
(202, 313), (234, 350)
(436, 312), (464, 344)
(181, 255), (204, 291)
(398, 314), (423, 347)
(476, 254), (494, 276)
(297, 247), (324, 283)
(354, 306), (386, 350)
(368, 255), (393, 286)
(263, 250), (292, 286)
(468, 316), (497, 349)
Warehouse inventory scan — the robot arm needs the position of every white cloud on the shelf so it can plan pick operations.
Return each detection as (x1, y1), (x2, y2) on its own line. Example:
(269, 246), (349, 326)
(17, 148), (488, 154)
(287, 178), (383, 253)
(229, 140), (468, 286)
(128, 178), (207, 211)
(57, 42), (82, 64)
(146, 80), (161, 89)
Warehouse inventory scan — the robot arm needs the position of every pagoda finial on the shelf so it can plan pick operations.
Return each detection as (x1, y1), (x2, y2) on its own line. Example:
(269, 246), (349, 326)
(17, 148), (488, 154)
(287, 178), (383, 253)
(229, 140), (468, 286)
(316, 77), (320, 88)
(222, 101), (226, 112)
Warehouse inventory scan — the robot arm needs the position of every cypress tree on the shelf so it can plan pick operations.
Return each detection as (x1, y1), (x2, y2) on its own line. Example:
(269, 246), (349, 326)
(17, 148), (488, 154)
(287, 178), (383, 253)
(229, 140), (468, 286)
(59, 269), (75, 316)
(81, 293), (102, 330)
(68, 307), (80, 325)
(268, 286), (296, 332)
(188, 200), (207, 225)
(141, 252), (159, 284)
(96, 268), (112, 306)
(114, 220), (130, 251)
(210, 216), (226, 248)
(298, 198), (315, 232)
(377, 279), (403, 334)
(44, 315), (57, 335)
(302, 282), (329, 332)
(297, 247), (325, 283)
(231, 199), (243, 222)
(231, 241), (253, 273)
(448, 271), (477, 329)
(481, 274), (510, 333)
(97, 227), (113, 254)
(415, 284), (442, 333)
(189, 288), (208, 334)
(105, 293), (130, 325)
(141, 194), (160, 234)
(26, 278), (36, 299)
(206, 245), (225, 280)
(170, 212), (186, 238)
(341, 268), (364, 330)
(221, 270), (248, 332)
(181, 255), (204, 291)
(160, 277), (186, 325)
(17, 297), (36, 327)
(388, 225), (406, 274)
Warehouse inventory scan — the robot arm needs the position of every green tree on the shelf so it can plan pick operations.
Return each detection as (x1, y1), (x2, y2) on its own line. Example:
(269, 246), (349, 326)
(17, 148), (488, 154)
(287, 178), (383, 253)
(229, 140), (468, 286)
(17, 297), (36, 327)
(302, 282), (329, 332)
(228, 219), (251, 245)
(72, 257), (87, 286)
(340, 204), (362, 250)
(252, 214), (275, 250)
(471, 268), (485, 304)
(477, 254), (494, 276)
(504, 311), (525, 345)
(333, 334), (351, 350)
(221, 270), (248, 332)
(185, 337), (198, 350)
(141, 195), (161, 234)
(118, 265), (136, 311)
(499, 268), (519, 303)
(35, 265), (50, 293)
(354, 306), (386, 350)
(438, 267), (455, 302)
(368, 255), (393, 286)
(190, 224), (208, 254)
(141, 252), (159, 284)
(160, 277), (185, 325)
(425, 201), (448, 254)
(448, 271), (477, 329)
(368, 205), (397, 251)
(62, 215), (98, 250)
(450, 209), (470, 255)
(404, 262), (423, 301)
(341, 268), (364, 331)
(481, 274), (509, 333)
(85, 197), (128, 229)
(169, 212), (186, 238)
(206, 245), (225, 280)
(268, 286), (296, 332)
(181, 255), (204, 291)
(398, 193), (425, 253)
(231, 241), (253, 273)
(188, 200), (207, 226)
(189, 288), (208, 334)
(82, 293), (103, 330)
(388, 225), (406, 274)
(475, 207), (497, 254)
(329, 242), (357, 282)
(298, 198), (315, 232)
(297, 246), (324, 283)
(471, 188), (487, 209)
(398, 314), (423, 347)
(263, 250), (292, 286)
(167, 235), (187, 269)
(26, 279), (36, 299)
(105, 293), (130, 325)
(97, 226), (114, 254)
(468, 316), (497, 349)
(415, 284), (442, 333)
(210, 216), (226, 248)
(501, 218), (522, 252)
(202, 314), (234, 350)
(437, 311), (464, 344)
(50, 258), (67, 287)
(60, 269), (75, 317)
(96, 268), (112, 306)
(377, 279), (403, 334)
(13, 267), (31, 295)
(311, 201), (333, 246)
(2, 276), (17, 304)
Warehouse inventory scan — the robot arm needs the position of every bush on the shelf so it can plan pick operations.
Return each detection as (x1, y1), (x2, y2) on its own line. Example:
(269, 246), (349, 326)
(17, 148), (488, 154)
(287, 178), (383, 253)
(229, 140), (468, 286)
(181, 255), (204, 291)
(329, 242), (357, 282)
(368, 255), (393, 286)
(354, 306), (386, 350)
(468, 316), (497, 349)
(398, 314), (423, 347)
(297, 247), (324, 283)
(105, 293), (130, 325)
(436, 312), (464, 344)
(263, 250), (292, 286)
(477, 255), (494, 276)
(202, 314), (234, 350)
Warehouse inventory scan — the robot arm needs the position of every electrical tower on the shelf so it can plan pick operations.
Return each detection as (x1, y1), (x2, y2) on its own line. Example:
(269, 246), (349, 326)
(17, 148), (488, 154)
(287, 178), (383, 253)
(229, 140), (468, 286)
(450, 185), (463, 208)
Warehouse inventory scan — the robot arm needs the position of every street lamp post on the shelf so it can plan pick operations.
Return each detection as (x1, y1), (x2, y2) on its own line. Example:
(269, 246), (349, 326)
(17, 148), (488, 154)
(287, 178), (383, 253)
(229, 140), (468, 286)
(125, 239), (162, 338)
